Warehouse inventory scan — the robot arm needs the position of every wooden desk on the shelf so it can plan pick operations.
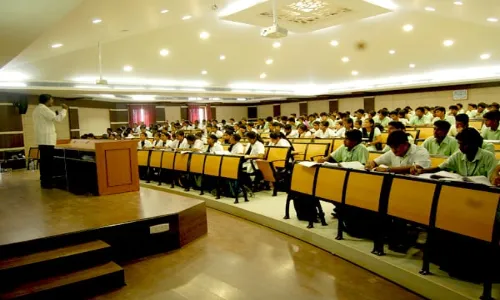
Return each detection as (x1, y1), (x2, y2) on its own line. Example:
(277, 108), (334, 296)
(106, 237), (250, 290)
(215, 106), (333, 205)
(55, 140), (139, 195)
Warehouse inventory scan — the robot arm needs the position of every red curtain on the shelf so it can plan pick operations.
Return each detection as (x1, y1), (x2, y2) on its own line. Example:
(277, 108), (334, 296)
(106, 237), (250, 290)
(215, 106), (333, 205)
(206, 104), (212, 121)
(129, 105), (156, 127)
(188, 104), (201, 123)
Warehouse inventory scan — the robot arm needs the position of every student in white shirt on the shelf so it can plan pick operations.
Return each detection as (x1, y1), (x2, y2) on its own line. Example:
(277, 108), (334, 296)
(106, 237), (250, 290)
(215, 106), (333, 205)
(382, 121), (415, 152)
(151, 132), (163, 148)
(268, 132), (291, 147)
(314, 121), (335, 139)
(332, 121), (346, 138)
(366, 131), (431, 174)
(206, 134), (223, 154)
(319, 112), (335, 128)
(376, 109), (391, 128)
(456, 103), (465, 114)
(229, 134), (245, 155)
(159, 132), (173, 149)
(171, 131), (188, 149)
(137, 132), (153, 149)
(183, 134), (204, 152)
(284, 124), (299, 138)
(297, 124), (312, 138)
(432, 106), (456, 125)
(32, 94), (68, 189)
(466, 103), (478, 118)
(243, 131), (266, 173)
(362, 119), (382, 151)
(310, 121), (320, 133)
(397, 111), (410, 126)
(140, 126), (153, 138)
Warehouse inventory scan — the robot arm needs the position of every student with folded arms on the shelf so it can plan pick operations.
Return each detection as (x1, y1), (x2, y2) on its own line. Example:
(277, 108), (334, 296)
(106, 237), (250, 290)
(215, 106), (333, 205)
(317, 130), (368, 164)
(413, 128), (497, 178)
(422, 120), (459, 156)
(366, 131), (431, 174)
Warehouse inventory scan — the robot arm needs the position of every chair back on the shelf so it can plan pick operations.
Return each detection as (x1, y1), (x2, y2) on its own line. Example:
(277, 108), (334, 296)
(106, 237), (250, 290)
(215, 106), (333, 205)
(430, 155), (447, 168)
(332, 138), (345, 151)
(315, 166), (347, 202)
(417, 127), (434, 140)
(220, 155), (241, 179)
(266, 146), (291, 168)
(222, 145), (230, 151)
(149, 151), (163, 168)
(174, 152), (190, 171)
(28, 147), (39, 159)
(161, 151), (175, 169)
(380, 132), (389, 146)
(189, 153), (206, 174)
(435, 185), (500, 242)
(469, 120), (483, 130)
(368, 151), (383, 162)
(137, 150), (150, 166)
(305, 144), (329, 161)
(493, 143), (500, 151)
(344, 171), (385, 212)
(387, 177), (436, 225)
(204, 155), (222, 176)
(314, 139), (334, 152)
(292, 143), (308, 160)
(255, 160), (276, 183)
(496, 151), (500, 160)
(290, 163), (316, 195)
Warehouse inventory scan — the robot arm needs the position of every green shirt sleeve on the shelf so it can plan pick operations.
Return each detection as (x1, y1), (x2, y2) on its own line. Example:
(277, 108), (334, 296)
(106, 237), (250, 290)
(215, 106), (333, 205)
(358, 146), (369, 165)
(439, 152), (458, 172)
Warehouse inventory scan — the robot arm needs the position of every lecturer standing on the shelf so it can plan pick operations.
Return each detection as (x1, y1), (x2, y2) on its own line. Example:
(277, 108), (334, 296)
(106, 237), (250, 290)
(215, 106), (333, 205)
(32, 94), (68, 189)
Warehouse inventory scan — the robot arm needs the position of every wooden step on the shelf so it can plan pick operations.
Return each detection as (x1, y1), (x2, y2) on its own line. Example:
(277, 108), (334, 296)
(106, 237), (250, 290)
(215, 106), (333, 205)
(0, 241), (112, 288)
(0, 262), (125, 300)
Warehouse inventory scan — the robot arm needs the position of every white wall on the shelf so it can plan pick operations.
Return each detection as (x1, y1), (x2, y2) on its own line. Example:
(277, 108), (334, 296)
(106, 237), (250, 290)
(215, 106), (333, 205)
(308, 100), (329, 114)
(258, 104), (273, 118)
(78, 107), (110, 135)
(281, 102), (300, 116)
(339, 97), (363, 113)
(164, 106), (181, 123)
(215, 106), (247, 121)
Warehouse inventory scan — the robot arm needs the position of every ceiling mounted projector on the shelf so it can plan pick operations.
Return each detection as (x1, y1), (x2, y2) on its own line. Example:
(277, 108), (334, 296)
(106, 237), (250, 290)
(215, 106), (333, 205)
(261, 24), (288, 38)
(261, 0), (288, 39)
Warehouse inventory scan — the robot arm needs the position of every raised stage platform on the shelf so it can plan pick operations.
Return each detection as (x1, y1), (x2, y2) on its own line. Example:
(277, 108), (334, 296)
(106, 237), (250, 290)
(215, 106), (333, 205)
(141, 181), (500, 300)
(0, 170), (207, 299)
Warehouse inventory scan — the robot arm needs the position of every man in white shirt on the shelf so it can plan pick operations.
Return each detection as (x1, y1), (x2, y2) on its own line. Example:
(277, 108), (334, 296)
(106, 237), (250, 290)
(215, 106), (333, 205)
(32, 94), (68, 188)
(367, 131), (431, 174)
(284, 124), (299, 138)
(140, 126), (153, 138)
(314, 121), (335, 139)
(297, 124), (312, 138)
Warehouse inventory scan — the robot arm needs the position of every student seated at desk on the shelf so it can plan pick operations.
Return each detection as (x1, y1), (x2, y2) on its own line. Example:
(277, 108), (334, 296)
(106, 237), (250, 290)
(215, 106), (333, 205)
(317, 130), (368, 164)
(362, 119), (383, 151)
(229, 134), (245, 155)
(171, 130), (188, 149)
(409, 107), (431, 126)
(268, 132), (291, 147)
(284, 124), (299, 138)
(314, 121), (335, 139)
(422, 120), (459, 156)
(382, 121), (414, 152)
(354, 119), (362, 130)
(206, 134), (223, 154)
(413, 128), (497, 180)
(452, 114), (495, 154)
(432, 106), (456, 125)
(152, 132), (163, 148)
(310, 121), (320, 133)
(159, 132), (173, 149)
(332, 121), (346, 138)
(179, 134), (204, 152)
(137, 132), (153, 149)
(140, 125), (153, 138)
(366, 131), (431, 174)
(297, 124), (312, 138)
(221, 131), (232, 144)
(243, 131), (266, 172)
(482, 110), (500, 141)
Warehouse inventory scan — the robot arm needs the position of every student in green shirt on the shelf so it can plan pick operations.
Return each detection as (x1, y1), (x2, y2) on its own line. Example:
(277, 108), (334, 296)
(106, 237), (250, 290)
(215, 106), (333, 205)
(422, 120), (459, 156)
(413, 128), (497, 178)
(409, 107), (431, 126)
(481, 111), (500, 141)
(317, 130), (368, 164)
(455, 113), (495, 154)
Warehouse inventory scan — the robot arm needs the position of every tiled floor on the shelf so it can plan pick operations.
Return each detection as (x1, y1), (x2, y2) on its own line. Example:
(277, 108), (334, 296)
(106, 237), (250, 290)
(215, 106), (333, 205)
(142, 181), (500, 300)
(96, 208), (422, 300)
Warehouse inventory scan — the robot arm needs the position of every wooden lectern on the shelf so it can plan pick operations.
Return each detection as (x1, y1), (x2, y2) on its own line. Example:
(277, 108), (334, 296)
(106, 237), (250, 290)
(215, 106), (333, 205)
(55, 139), (139, 195)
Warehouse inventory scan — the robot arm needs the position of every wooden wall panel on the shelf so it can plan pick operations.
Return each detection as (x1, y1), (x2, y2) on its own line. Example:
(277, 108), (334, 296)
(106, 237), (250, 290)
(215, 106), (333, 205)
(180, 107), (188, 121)
(364, 97), (375, 112)
(0, 134), (24, 148)
(156, 107), (166, 122)
(0, 105), (23, 131)
(299, 102), (308, 116)
(329, 100), (338, 113)
(211, 107), (216, 120)
(68, 108), (79, 130)
(109, 110), (129, 123)
(273, 104), (281, 117)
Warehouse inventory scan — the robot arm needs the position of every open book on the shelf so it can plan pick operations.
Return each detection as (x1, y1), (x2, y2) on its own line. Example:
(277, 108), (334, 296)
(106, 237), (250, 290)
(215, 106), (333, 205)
(418, 171), (492, 186)
(297, 161), (365, 170)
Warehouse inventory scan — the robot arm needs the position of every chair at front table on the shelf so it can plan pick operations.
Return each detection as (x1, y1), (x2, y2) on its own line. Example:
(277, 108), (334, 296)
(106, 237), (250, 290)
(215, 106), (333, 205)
(202, 155), (222, 198)
(147, 150), (163, 183)
(137, 150), (150, 180)
(314, 166), (348, 230)
(159, 151), (175, 187)
(185, 152), (206, 193)
(306, 143), (330, 162)
(220, 155), (247, 203)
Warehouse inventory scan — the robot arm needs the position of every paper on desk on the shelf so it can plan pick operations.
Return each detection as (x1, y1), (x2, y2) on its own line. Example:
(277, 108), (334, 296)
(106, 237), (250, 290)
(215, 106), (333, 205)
(180, 151), (191, 154)
(339, 161), (365, 170)
(298, 161), (322, 168)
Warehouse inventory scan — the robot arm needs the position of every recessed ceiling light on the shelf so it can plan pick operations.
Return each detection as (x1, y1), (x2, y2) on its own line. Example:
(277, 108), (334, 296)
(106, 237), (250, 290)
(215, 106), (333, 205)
(424, 7), (435, 11)
(265, 59), (273, 65)
(159, 49), (169, 56)
(272, 41), (281, 48)
(443, 39), (454, 46)
(341, 57), (350, 63)
(351, 70), (358, 76)
(330, 40), (339, 46)
(403, 24), (413, 32)
(487, 17), (498, 22)
(480, 53), (491, 60)
(123, 65), (133, 72)
(51, 43), (63, 48)
(260, 73), (267, 79)
(92, 19), (102, 24)
(220, 55), (226, 60)
(409, 63), (416, 68)
(237, 98), (246, 101)
(201, 70), (208, 75)
(182, 15), (192, 20)
(453, 1), (463, 5)
(160, 9), (169, 14)
(200, 31), (210, 39)
(389, 49), (396, 54)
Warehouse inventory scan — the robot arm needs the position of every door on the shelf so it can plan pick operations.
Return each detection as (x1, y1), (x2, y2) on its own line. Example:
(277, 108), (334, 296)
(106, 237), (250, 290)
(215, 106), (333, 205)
(364, 97), (375, 112)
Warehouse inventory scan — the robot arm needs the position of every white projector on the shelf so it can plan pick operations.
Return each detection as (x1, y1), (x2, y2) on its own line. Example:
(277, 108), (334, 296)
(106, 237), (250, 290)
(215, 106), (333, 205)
(261, 24), (288, 38)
